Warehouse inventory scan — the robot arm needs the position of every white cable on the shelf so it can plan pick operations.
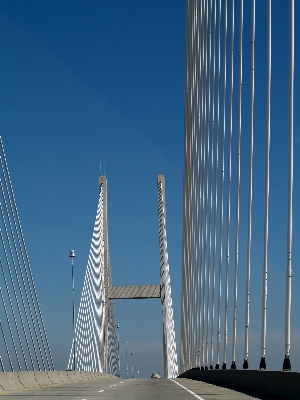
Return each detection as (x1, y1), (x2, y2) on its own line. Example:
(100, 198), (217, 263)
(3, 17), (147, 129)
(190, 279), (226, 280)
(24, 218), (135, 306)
(283, 0), (294, 371)
(232, 0), (243, 369)
(245, 0), (255, 370)
(210, 0), (221, 370)
(216, 0), (227, 370)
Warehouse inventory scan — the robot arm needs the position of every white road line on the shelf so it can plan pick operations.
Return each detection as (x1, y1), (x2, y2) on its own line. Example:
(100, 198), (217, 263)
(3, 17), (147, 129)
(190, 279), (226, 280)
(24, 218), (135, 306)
(170, 379), (205, 400)
(99, 390), (104, 392)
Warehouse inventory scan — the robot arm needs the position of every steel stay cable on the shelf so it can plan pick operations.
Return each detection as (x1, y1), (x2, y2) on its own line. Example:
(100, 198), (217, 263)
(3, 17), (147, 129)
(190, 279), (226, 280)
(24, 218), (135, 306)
(283, 0), (294, 371)
(209, 0), (217, 369)
(204, 0), (211, 369)
(232, 0), (243, 369)
(205, 0), (215, 369)
(77, 261), (100, 371)
(0, 201), (40, 369)
(69, 191), (104, 372)
(210, 0), (221, 370)
(261, 0), (271, 371)
(0, 166), (45, 369)
(190, 0), (198, 369)
(0, 182), (41, 370)
(199, 0), (207, 368)
(162, 180), (178, 377)
(0, 320), (13, 371)
(0, 141), (54, 369)
(244, 0), (255, 370)
(181, 0), (193, 370)
(199, 0), (208, 369)
(216, 0), (227, 370)
(0, 229), (34, 369)
(223, 0), (234, 370)
(0, 287), (20, 370)
(194, 0), (201, 369)
(0, 155), (50, 369)
(0, 256), (27, 370)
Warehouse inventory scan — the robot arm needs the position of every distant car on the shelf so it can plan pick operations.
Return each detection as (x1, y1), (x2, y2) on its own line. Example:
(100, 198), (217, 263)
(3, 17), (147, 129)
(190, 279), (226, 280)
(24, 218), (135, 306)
(150, 373), (160, 378)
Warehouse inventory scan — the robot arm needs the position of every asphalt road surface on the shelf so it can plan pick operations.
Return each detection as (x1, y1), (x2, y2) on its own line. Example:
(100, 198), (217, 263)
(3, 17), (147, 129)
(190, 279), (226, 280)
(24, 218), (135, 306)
(0, 377), (280, 399)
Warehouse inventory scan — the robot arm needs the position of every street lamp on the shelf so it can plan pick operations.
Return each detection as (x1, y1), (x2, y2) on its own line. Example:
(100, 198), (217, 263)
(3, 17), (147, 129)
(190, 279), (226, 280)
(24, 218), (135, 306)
(117, 324), (120, 345)
(126, 341), (128, 379)
(116, 324), (120, 376)
(69, 250), (76, 371)
(131, 352), (133, 379)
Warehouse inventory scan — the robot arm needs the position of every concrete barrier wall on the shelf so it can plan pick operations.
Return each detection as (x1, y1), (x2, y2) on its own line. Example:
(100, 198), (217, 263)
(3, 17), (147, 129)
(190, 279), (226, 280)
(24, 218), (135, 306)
(33, 371), (53, 386)
(0, 371), (117, 392)
(0, 372), (25, 391)
(178, 369), (300, 400)
(18, 372), (41, 388)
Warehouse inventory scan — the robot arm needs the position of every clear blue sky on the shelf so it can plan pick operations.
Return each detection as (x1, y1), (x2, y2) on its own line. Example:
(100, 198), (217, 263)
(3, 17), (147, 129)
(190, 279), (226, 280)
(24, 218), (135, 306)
(0, 0), (185, 377)
(0, 0), (300, 377)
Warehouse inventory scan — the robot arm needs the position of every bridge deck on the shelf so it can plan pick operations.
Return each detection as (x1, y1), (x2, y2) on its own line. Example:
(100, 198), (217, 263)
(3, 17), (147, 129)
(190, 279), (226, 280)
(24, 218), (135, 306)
(0, 377), (279, 399)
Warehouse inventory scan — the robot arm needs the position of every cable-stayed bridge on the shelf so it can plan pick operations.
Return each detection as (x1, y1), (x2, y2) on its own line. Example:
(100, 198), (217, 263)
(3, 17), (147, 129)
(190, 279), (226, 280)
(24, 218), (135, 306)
(0, 140), (178, 379)
(0, 0), (300, 398)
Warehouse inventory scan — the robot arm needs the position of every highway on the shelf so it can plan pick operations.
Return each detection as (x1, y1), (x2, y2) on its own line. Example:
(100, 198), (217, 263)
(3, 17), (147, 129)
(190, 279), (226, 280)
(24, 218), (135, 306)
(0, 377), (279, 399)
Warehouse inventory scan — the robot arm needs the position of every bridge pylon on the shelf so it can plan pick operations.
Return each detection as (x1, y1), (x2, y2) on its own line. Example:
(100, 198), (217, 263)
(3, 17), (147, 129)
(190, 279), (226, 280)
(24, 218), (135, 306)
(68, 174), (178, 378)
(67, 175), (119, 375)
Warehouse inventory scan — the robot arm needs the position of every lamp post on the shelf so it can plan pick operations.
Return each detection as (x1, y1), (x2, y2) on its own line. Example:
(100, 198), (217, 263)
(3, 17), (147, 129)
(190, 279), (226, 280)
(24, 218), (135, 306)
(69, 250), (76, 371)
(126, 341), (128, 379)
(131, 352), (133, 379)
(117, 324), (120, 376)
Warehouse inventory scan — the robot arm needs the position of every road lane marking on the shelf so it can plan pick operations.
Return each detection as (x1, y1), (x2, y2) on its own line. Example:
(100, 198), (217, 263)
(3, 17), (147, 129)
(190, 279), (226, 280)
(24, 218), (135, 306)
(99, 390), (104, 392)
(170, 379), (205, 400)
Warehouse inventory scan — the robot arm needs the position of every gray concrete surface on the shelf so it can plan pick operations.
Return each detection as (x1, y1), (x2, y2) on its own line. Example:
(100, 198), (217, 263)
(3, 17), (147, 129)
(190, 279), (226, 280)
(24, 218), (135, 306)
(0, 377), (280, 399)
